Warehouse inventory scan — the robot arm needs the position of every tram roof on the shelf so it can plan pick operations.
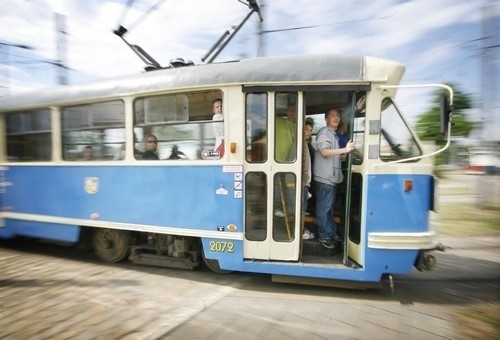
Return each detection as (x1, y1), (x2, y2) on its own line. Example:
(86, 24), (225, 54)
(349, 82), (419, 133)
(0, 54), (405, 111)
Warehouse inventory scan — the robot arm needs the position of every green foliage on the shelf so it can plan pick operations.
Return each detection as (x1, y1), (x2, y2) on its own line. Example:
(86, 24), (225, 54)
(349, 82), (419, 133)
(415, 84), (474, 144)
(415, 84), (474, 168)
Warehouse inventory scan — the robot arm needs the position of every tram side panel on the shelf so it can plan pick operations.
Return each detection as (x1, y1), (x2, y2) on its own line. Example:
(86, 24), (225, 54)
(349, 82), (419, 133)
(0, 165), (244, 243)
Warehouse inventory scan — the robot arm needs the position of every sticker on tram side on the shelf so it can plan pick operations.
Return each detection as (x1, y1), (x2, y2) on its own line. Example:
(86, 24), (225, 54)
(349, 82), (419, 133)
(216, 186), (228, 195)
(201, 150), (220, 160)
(217, 224), (238, 232)
(0, 168), (12, 194)
(222, 165), (243, 173)
(84, 177), (99, 194)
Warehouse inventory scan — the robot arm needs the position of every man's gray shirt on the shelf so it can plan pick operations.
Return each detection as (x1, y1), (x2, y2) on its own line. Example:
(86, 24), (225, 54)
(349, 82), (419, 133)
(313, 126), (343, 185)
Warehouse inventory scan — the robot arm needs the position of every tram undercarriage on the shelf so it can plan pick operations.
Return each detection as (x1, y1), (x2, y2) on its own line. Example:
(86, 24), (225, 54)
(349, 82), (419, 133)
(129, 234), (200, 270)
(87, 228), (200, 270)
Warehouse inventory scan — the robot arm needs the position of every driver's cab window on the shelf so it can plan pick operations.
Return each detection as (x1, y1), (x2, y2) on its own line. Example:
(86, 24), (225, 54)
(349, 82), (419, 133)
(380, 98), (422, 161)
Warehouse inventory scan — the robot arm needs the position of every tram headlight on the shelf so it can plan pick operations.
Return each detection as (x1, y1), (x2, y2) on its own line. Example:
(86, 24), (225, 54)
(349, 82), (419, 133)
(404, 178), (413, 192)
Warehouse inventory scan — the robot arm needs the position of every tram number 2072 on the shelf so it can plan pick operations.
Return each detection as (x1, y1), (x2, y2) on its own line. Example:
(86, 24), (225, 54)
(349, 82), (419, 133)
(209, 241), (235, 253)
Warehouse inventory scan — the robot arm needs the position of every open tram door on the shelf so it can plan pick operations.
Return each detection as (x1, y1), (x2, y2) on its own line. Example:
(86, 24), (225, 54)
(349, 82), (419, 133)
(297, 89), (367, 267)
(302, 88), (368, 268)
(243, 91), (303, 261)
(242, 88), (367, 264)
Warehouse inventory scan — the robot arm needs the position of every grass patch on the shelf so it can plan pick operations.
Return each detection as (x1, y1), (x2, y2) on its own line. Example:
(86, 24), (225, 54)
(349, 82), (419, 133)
(437, 203), (500, 236)
(440, 186), (472, 196)
(454, 305), (500, 339)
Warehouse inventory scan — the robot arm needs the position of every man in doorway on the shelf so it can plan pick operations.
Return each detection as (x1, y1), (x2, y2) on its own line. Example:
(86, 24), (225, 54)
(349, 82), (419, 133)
(314, 108), (354, 249)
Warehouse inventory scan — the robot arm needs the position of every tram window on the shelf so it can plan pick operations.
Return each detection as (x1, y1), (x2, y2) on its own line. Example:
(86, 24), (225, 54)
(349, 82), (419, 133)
(275, 92), (298, 163)
(134, 91), (222, 160)
(245, 93), (268, 162)
(137, 95), (188, 124)
(380, 98), (422, 161)
(6, 109), (52, 161)
(61, 100), (125, 161)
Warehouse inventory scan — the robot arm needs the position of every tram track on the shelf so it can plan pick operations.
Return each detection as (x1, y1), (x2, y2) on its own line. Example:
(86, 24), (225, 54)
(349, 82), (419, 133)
(2, 237), (499, 295)
(1, 235), (498, 339)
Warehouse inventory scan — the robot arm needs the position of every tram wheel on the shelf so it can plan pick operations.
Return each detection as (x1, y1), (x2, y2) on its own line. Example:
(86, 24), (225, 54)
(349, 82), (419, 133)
(92, 228), (130, 263)
(201, 247), (232, 274)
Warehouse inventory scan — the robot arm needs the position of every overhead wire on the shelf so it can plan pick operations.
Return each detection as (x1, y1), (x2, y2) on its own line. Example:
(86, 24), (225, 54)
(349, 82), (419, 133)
(262, 15), (394, 34)
(126, 0), (168, 32)
(116, 0), (135, 29)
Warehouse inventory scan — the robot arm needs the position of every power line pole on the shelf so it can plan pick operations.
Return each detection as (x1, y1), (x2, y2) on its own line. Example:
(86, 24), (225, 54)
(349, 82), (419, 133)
(55, 12), (68, 85)
(480, 3), (499, 143)
(257, 0), (265, 57)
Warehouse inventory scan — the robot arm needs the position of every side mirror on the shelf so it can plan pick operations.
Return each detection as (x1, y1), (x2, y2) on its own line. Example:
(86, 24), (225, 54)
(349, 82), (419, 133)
(440, 92), (452, 135)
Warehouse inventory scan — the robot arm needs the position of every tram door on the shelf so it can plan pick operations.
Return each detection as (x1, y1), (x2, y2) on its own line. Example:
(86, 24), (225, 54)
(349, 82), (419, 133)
(243, 91), (302, 261)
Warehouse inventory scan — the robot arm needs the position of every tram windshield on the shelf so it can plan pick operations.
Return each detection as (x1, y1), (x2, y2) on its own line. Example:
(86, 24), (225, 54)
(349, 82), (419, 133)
(380, 98), (422, 161)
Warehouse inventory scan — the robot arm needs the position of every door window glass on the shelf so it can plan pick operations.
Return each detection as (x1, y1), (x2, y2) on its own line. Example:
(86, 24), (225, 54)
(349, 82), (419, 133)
(245, 172), (267, 241)
(245, 93), (267, 162)
(274, 92), (298, 163)
(273, 172), (296, 242)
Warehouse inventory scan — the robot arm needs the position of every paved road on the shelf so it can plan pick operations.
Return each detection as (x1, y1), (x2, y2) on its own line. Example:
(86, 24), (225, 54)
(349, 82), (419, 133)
(0, 234), (499, 339)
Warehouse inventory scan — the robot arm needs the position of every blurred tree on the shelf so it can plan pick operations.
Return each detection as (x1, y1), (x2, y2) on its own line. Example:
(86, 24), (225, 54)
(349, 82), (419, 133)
(415, 84), (474, 166)
(416, 85), (474, 142)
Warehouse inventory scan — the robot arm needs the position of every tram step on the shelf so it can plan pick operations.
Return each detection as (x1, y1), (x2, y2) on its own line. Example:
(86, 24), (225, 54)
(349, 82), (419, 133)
(303, 239), (341, 256)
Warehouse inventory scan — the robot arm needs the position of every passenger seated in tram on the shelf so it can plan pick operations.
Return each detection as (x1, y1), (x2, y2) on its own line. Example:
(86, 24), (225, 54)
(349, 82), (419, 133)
(142, 134), (159, 160)
(81, 145), (94, 161)
(167, 145), (187, 160)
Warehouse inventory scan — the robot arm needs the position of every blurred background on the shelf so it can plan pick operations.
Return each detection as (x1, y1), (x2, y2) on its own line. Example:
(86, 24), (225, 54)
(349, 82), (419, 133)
(1, 2), (499, 334)
(1, 0), (499, 196)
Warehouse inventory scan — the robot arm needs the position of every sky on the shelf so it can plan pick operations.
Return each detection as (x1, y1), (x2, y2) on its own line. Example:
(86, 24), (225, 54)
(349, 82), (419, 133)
(0, 0), (498, 135)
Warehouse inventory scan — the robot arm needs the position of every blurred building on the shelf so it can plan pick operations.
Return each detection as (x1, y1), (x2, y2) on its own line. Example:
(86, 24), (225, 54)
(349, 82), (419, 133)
(473, 3), (500, 209)
(480, 3), (499, 144)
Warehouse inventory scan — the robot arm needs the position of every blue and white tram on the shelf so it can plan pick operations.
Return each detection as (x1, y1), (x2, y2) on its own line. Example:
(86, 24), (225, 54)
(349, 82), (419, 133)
(0, 54), (453, 287)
